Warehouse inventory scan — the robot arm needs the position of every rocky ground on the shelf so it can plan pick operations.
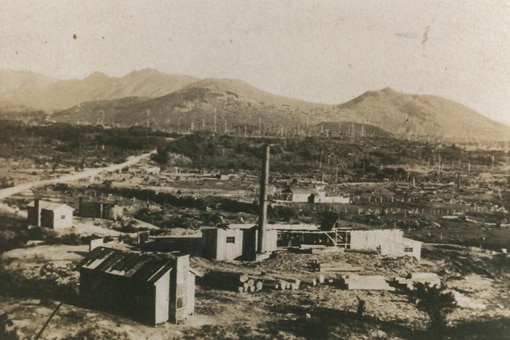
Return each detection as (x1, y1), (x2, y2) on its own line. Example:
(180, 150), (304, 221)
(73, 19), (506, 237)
(0, 242), (509, 339)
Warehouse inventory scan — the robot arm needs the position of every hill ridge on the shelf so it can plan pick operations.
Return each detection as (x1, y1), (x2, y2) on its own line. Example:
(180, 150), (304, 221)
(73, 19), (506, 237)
(0, 69), (508, 141)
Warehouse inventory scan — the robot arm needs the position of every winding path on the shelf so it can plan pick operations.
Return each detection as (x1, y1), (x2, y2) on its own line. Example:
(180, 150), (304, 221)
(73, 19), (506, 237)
(0, 150), (155, 208)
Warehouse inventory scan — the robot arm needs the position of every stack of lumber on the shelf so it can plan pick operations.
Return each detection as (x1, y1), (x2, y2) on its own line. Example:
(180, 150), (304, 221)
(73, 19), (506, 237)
(238, 277), (264, 293)
(311, 247), (344, 254)
(203, 270), (330, 293)
(260, 276), (302, 291)
(309, 260), (364, 273)
(290, 245), (345, 254)
(339, 274), (395, 291)
(261, 269), (330, 288)
(204, 271), (254, 292)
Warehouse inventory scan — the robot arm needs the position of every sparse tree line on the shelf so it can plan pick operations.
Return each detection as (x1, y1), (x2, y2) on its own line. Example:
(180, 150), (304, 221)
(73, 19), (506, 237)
(149, 132), (507, 182)
(0, 121), (169, 168)
(0, 121), (504, 179)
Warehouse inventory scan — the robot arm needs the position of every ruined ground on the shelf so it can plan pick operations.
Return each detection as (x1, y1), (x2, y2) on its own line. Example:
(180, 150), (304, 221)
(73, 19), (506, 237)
(1, 242), (509, 339)
(0, 132), (509, 339)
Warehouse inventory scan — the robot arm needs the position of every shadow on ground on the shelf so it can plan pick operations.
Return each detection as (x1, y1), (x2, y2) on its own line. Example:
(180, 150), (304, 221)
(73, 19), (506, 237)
(445, 317), (510, 340)
(264, 305), (426, 340)
(182, 303), (428, 340)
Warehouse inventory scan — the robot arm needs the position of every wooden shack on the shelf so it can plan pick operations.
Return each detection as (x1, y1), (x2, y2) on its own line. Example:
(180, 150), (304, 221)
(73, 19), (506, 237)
(78, 247), (195, 325)
(201, 225), (277, 261)
(78, 198), (124, 220)
(27, 199), (74, 229)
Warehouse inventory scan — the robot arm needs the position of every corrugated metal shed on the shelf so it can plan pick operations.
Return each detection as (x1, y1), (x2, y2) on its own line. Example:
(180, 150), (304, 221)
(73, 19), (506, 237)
(79, 247), (173, 283)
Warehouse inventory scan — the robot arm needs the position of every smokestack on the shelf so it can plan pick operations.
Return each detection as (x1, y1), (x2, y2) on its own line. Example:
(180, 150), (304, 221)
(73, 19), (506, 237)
(258, 144), (270, 254)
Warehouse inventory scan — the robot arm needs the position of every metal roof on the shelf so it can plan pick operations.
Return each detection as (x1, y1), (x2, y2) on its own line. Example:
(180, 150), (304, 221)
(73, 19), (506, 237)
(79, 247), (173, 283)
(27, 200), (74, 211)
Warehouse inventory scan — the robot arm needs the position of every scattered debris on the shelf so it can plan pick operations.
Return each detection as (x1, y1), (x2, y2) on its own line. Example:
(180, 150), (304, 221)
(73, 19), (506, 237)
(451, 291), (486, 310)
(394, 272), (441, 290)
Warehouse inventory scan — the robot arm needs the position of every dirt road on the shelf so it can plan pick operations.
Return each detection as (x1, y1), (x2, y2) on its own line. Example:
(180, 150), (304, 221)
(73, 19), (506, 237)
(0, 150), (155, 207)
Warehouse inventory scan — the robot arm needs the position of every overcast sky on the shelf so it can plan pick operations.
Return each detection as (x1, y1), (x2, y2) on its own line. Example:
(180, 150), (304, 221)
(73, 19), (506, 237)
(1, 0), (509, 125)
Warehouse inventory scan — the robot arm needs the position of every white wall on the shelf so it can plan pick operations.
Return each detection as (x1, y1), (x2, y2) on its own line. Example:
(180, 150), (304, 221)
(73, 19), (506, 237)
(216, 228), (244, 261)
(50, 206), (74, 229)
(154, 270), (170, 324)
(350, 229), (421, 260)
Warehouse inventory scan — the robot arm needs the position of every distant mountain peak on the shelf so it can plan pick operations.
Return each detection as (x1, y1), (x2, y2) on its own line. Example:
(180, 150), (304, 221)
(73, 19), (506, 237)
(190, 77), (254, 89)
(125, 68), (160, 76)
(85, 71), (109, 80)
(380, 87), (397, 93)
(360, 87), (398, 97)
(183, 77), (309, 105)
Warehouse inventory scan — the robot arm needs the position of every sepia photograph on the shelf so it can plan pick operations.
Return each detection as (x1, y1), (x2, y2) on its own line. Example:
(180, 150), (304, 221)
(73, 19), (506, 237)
(0, 1), (509, 339)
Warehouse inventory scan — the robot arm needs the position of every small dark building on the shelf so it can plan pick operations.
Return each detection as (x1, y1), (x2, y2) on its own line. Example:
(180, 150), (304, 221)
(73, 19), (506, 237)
(78, 198), (123, 220)
(78, 247), (195, 325)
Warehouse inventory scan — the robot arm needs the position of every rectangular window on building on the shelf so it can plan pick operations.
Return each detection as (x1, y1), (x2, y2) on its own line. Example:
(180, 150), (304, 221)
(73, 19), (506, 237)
(226, 236), (235, 244)
(404, 247), (413, 252)
(61, 215), (66, 219)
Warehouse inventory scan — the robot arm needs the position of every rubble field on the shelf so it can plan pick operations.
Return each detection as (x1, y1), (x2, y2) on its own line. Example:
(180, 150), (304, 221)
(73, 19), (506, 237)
(1, 243), (509, 339)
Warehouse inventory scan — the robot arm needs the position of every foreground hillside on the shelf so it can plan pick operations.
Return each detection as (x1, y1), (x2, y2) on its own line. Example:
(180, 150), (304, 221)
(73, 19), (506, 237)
(1, 241), (509, 339)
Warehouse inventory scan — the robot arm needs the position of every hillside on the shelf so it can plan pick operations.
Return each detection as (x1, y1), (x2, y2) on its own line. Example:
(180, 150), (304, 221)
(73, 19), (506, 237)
(315, 121), (392, 138)
(333, 88), (510, 141)
(52, 79), (333, 134)
(0, 69), (197, 111)
(184, 78), (324, 108)
(1, 69), (509, 141)
(0, 70), (58, 113)
(52, 84), (509, 141)
(0, 70), (57, 96)
(51, 97), (150, 125)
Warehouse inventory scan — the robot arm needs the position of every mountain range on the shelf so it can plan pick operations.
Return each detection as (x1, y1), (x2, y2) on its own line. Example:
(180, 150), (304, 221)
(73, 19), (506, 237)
(1, 69), (508, 141)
